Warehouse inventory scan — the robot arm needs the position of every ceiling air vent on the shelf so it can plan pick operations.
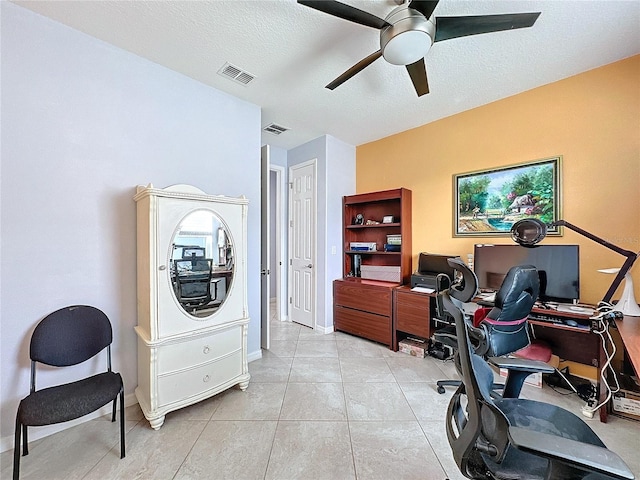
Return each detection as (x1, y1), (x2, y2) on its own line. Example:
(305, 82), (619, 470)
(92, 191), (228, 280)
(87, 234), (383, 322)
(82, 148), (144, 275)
(218, 63), (255, 85)
(263, 123), (290, 136)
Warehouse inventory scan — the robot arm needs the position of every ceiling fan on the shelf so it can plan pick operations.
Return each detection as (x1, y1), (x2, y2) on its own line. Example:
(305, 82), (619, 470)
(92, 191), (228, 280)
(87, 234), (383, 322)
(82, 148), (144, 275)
(298, 0), (541, 96)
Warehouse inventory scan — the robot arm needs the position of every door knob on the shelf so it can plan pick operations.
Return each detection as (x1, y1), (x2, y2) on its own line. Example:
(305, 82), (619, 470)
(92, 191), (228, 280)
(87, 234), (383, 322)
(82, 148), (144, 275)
(306, 264), (313, 268)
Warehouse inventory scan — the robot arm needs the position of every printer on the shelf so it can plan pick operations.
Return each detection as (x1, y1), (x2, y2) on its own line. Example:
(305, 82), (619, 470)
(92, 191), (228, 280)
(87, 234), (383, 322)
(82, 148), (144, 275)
(411, 253), (459, 289)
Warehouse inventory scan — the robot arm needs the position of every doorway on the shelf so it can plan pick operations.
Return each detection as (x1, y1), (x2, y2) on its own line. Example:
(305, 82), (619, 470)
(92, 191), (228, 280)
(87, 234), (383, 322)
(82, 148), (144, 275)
(261, 146), (287, 350)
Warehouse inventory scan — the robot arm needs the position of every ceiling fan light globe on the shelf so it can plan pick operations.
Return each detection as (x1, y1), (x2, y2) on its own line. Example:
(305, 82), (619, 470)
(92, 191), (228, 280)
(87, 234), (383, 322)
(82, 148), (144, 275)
(383, 30), (432, 65)
(381, 7), (435, 66)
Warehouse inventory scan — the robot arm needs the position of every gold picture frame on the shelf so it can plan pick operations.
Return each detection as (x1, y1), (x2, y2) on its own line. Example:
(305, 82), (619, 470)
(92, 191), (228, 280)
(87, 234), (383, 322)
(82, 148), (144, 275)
(453, 156), (562, 237)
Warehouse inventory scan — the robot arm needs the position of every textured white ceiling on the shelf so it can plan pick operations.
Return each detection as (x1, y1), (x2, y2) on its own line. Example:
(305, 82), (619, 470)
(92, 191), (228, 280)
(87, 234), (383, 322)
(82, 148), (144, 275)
(14, 0), (640, 150)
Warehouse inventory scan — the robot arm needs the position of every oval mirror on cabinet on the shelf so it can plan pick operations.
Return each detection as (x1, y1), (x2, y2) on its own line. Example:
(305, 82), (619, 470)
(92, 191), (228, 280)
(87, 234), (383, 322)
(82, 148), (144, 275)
(169, 209), (234, 318)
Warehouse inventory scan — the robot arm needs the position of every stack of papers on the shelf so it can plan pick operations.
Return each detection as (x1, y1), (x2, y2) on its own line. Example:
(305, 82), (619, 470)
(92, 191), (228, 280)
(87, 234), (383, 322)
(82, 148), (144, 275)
(411, 286), (434, 294)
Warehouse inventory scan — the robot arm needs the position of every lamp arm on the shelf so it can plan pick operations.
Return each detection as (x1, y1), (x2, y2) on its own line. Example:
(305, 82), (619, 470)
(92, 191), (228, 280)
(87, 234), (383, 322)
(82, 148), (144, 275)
(602, 255), (638, 304)
(552, 220), (638, 304)
(551, 220), (636, 258)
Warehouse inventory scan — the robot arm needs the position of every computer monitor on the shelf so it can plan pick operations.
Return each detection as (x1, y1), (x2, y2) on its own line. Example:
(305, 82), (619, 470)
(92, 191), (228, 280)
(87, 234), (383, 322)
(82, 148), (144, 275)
(473, 244), (580, 303)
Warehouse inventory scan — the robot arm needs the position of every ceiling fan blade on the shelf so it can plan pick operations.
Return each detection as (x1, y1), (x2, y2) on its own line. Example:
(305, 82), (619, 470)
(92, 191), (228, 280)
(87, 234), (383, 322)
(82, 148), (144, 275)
(326, 50), (383, 90)
(434, 12), (541, 42)
(298, 1), (390, 29)
(405, 58), (429, 97)
(407, 1), (439, 20)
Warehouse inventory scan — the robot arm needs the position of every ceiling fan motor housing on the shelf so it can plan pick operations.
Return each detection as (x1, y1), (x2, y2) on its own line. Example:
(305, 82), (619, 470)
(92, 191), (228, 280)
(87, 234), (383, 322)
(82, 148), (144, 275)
(381, 7), (435, 65)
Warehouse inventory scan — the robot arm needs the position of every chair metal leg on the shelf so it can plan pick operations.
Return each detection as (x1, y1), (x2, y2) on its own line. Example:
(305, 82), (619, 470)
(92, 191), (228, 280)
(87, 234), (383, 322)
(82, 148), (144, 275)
(437, 379), (461, 394)
(13, 415), (21, 480)
(112, 397), (117, 422)
(119, 390), (125, 459)
(22, 424), (28, 456)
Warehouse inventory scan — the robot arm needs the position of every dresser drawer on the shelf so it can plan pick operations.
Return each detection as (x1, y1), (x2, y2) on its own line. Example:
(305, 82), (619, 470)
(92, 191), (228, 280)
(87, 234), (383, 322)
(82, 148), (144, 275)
(334, 281), (392, 317)
(334, 305), (391, 345)
(394, 289), (431, 339)
(158, 350), (243, 406)
(157, 326), (242, 374)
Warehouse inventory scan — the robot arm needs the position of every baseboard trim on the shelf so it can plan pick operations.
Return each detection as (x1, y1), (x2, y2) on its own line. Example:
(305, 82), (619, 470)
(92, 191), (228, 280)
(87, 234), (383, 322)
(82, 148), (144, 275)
(0, 392), (138, 453)
(247, 349), (263, 363)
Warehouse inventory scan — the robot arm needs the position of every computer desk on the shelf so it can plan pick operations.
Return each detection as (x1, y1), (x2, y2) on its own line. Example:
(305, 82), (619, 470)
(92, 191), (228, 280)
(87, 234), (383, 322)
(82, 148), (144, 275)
(615, 317), (640, 380)
(529, 307), (640, 423)
(394, 288), (638, 422)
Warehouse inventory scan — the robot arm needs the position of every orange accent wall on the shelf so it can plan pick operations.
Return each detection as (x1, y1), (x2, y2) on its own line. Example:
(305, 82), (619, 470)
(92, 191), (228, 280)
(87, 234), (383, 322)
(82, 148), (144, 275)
(356, 56), (640, 306)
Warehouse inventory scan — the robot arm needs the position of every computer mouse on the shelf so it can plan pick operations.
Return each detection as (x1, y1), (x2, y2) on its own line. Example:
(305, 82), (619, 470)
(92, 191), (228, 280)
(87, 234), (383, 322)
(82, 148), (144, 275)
(565, 319), (579, 327)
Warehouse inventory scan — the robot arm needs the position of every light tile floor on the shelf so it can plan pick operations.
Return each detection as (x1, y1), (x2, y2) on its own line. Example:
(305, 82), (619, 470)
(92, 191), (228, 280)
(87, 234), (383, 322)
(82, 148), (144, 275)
(2, 307), (639, 479)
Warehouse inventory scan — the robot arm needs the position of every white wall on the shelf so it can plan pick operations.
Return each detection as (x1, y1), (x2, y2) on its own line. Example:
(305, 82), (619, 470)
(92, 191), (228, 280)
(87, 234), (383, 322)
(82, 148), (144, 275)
(325, 136), (356, 327)
(287, 136), (355, 332)
(0, 3), (261, 446)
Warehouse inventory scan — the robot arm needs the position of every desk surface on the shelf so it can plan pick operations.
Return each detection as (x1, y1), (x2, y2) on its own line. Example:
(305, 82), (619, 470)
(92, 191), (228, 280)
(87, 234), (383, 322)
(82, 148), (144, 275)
(616, 316), (640, 376)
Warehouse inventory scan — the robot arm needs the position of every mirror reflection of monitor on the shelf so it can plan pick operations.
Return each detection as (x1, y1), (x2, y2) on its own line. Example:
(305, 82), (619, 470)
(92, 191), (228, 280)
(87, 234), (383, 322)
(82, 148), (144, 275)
(182, 247), (205, 258)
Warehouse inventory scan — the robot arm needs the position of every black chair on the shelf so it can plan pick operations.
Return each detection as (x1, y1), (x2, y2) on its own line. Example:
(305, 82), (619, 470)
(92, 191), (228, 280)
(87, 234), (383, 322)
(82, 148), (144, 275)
(174, 258), (213, 310)
(13, 305), (125, 480)
(436, 264), (553, 398)
(441, 259), (635, 480)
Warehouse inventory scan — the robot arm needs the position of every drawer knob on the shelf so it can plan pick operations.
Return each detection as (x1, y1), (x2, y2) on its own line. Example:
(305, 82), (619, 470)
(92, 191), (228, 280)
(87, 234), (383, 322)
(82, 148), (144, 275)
(203, 345), (210, 355)
(203, 374), (210, 383)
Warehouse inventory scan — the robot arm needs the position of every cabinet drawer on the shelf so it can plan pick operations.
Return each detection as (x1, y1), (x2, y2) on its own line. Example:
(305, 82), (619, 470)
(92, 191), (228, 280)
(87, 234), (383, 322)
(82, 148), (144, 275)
(334, 281), (392, 317)
(157, 327), (242, 374)
(158, 350), (242, 406)
(334, 305), (391, 345)
(395, 290), (431, 339)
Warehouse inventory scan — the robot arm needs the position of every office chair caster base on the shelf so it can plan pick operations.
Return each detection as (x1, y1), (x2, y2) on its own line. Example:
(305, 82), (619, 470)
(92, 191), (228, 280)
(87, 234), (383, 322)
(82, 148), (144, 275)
(437, 386), (446, 394)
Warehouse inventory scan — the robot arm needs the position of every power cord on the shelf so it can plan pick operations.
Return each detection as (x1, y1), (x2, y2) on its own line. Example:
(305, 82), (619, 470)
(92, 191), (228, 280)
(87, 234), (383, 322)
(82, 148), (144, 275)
(581, 302), (622, 418)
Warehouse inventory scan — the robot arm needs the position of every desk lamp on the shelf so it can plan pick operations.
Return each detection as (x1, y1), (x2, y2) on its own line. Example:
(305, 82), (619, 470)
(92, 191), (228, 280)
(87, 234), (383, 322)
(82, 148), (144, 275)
(510, 218), (640, 316)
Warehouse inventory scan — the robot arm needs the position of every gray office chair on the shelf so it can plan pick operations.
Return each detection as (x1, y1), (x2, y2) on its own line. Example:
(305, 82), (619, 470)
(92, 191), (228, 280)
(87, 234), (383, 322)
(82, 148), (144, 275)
(435, 264), (554, 398)
(441, 259), (634, 480)
(174, 258), (213, 310)
(13, 305), (125, 480)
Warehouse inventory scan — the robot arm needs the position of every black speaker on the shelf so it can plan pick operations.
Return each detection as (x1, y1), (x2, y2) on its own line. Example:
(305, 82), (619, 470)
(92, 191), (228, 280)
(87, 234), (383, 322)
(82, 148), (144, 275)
(353, 254), (361, 277)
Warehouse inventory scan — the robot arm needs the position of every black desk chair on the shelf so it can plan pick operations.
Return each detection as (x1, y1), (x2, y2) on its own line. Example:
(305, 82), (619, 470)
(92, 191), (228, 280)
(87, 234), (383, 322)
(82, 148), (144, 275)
(436, 264), (553, 398)
(13, 305), (125, 480)
(174, 258), (213, 311)
(441, 259), (634, 480)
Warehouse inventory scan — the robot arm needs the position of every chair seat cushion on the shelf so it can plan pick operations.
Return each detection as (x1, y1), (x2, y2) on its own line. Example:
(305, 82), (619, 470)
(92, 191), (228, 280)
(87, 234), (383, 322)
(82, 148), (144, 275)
(433, 325), (458, 348)
(18, 371), (123, 426)
(497, 398), (605, 446)
(481, 397), (608, 479)
(514, 340), (552, 363)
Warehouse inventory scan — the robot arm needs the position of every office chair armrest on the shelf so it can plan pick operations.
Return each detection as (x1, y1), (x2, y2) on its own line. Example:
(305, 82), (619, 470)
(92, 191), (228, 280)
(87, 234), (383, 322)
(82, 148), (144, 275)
(508, 426), (635, 480)
(488, 357), (555, 374)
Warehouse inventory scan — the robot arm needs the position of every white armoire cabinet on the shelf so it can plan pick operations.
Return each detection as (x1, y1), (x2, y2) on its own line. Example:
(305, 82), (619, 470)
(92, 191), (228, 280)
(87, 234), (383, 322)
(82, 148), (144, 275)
(134, 184), (250, 429)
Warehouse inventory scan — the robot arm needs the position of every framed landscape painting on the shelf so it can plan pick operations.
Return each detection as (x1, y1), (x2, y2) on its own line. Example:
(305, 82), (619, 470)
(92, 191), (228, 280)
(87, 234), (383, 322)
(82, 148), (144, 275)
(453, 156), (562, 237)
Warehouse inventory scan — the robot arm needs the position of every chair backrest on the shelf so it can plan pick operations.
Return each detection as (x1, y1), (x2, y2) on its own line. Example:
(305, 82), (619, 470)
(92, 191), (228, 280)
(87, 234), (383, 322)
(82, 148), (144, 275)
(478, 265), (539, 357)
(446, 257), (479, 303)
(30, 305), (113, 367)
(442, 262), (512, 477)
(434, 273), (453, 321)
(174, 258), (212, 303)
(487, 264), (539, 322)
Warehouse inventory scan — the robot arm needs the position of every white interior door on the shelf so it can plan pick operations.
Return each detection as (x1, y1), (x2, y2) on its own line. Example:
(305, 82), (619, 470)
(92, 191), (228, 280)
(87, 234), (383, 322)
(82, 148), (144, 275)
(270, 165), (287, 323)
(288, 160), (316, 329)
(260, 146), (270, 349)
